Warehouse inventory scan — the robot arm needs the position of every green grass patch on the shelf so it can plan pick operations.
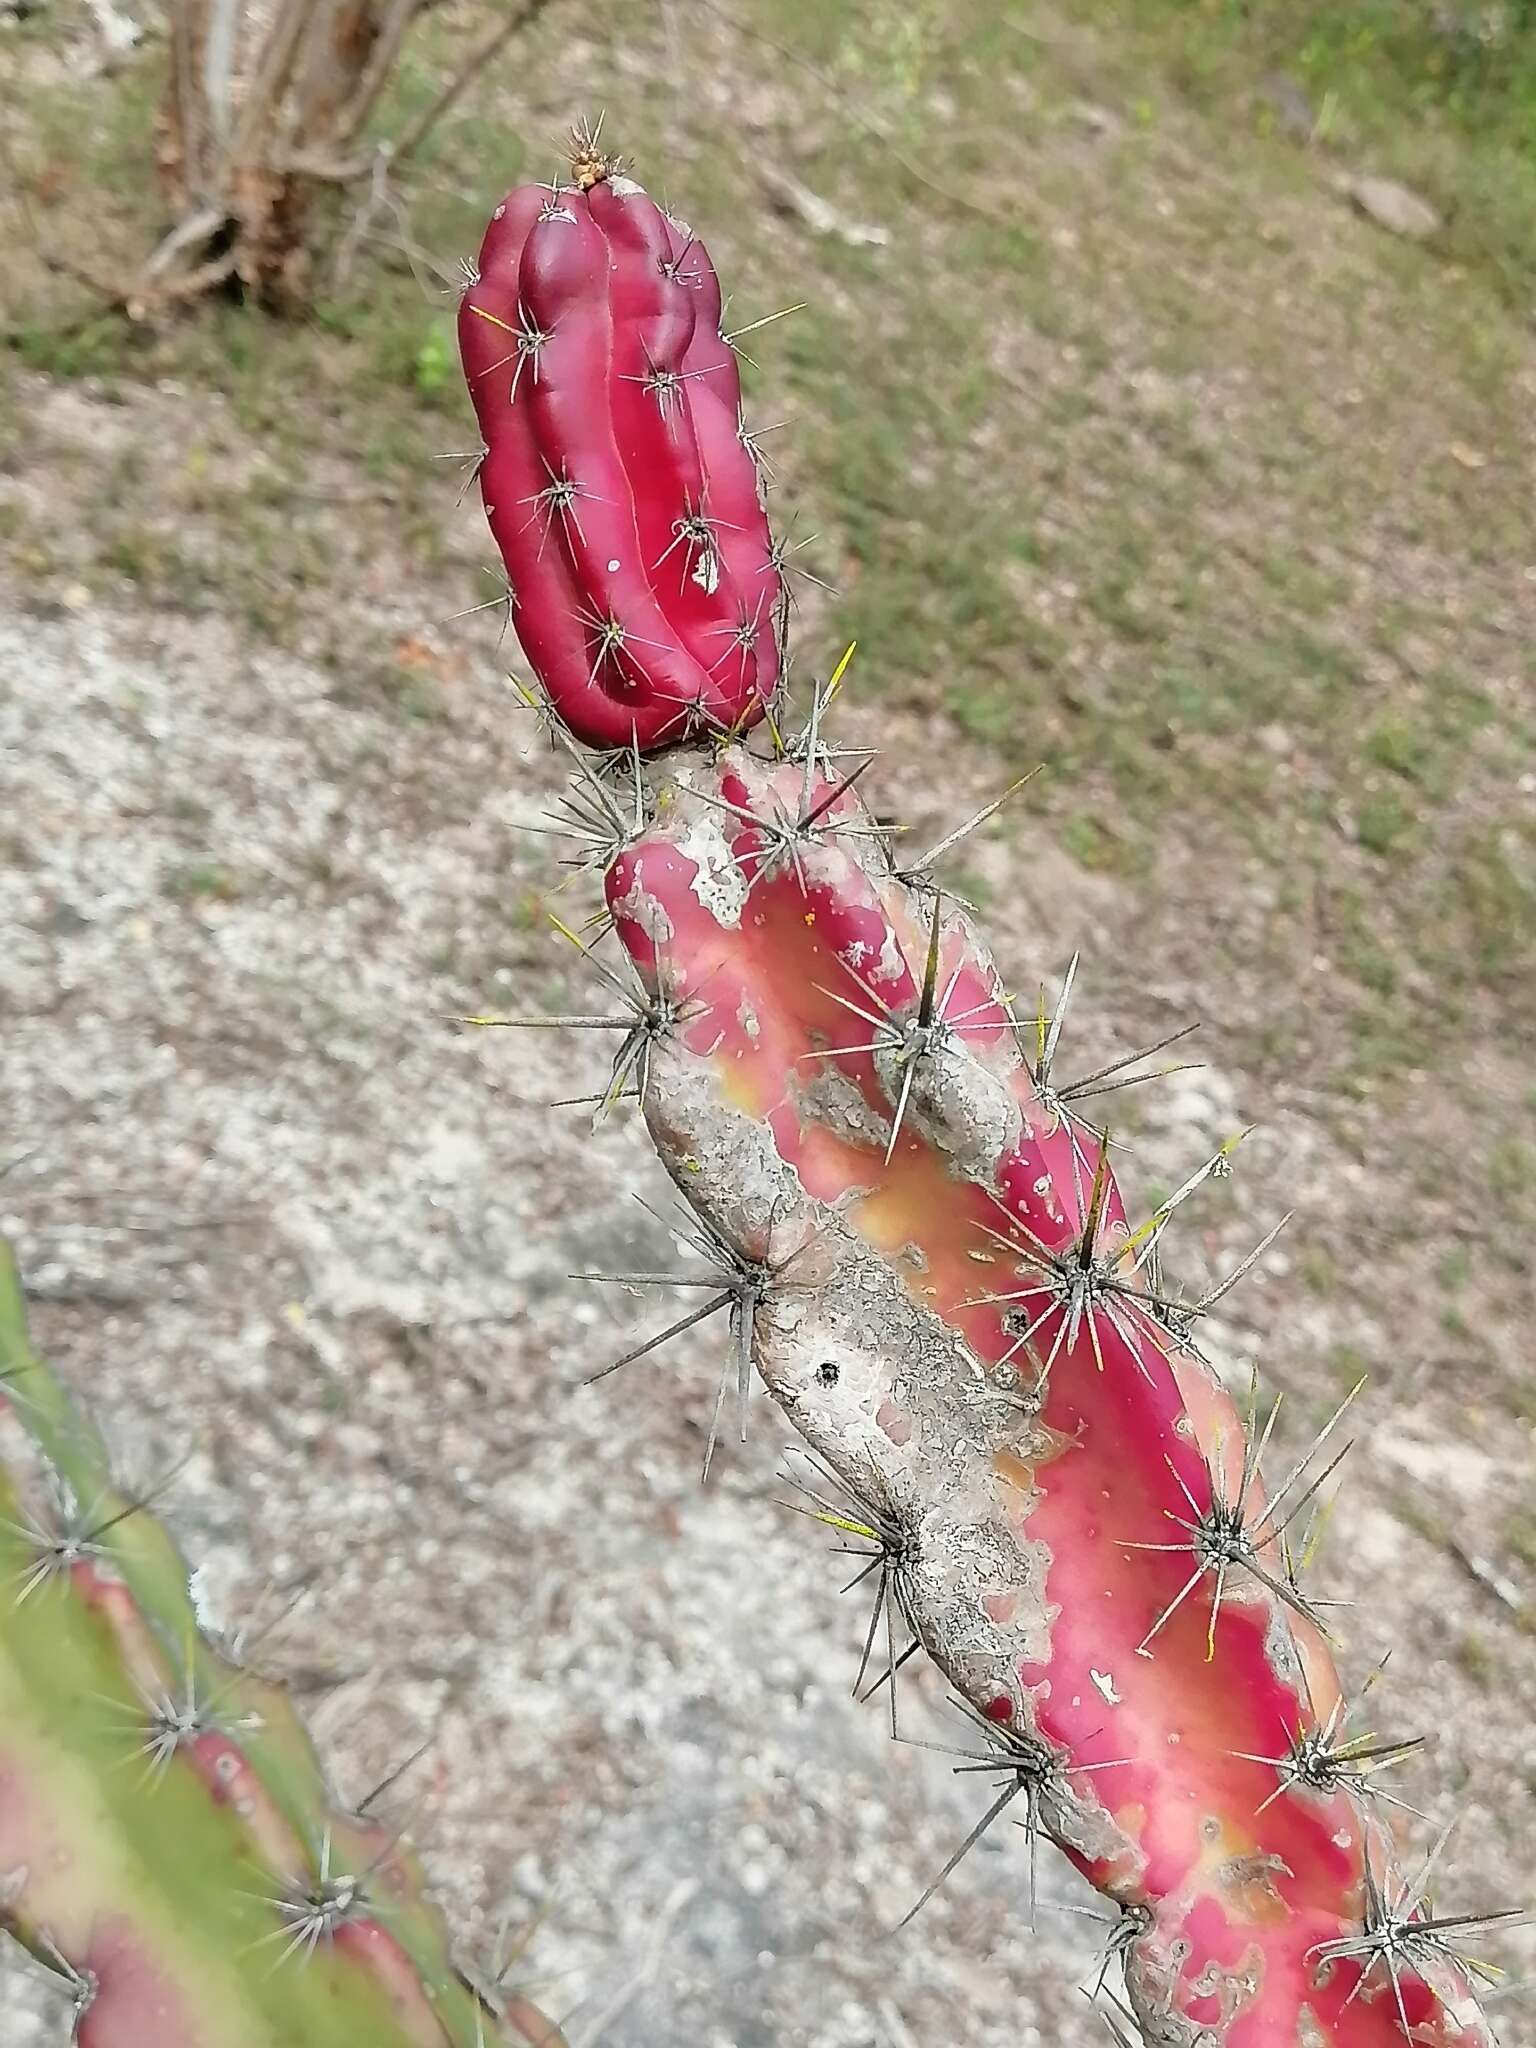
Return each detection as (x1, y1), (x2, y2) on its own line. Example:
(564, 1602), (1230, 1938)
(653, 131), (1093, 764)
(161, 861), (260, 905)
(1087, 0), (1536, 303)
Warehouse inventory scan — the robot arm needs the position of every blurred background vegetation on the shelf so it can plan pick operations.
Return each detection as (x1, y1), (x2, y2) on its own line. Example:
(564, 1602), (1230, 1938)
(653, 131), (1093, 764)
(1124, 0), (1536, 301)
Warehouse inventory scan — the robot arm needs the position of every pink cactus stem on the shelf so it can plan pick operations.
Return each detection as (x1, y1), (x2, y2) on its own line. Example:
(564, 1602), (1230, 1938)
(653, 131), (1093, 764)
(587, 732), (1512, 2047)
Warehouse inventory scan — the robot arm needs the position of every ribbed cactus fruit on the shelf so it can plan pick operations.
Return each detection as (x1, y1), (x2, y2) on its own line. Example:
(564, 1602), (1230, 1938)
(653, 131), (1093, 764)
(462, 140), (1521, 2046)
(457, 119), (785, 752)
(0, 1243), (563, 2048)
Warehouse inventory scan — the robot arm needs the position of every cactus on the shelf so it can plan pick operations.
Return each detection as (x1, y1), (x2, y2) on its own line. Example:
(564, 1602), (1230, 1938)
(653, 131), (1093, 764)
(0, 1242), (564, 2048)
(457, 119), (786, 752)
(459, 138), (1521, 2046)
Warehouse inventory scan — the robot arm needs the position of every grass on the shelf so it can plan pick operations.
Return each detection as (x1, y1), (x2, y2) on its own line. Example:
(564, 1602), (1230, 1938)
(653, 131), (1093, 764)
(160, 860), (260, 905)
(326, 655), (451, 725)
(1083, 0), (1536, 307)
(1506, 1510), (1536, 1574)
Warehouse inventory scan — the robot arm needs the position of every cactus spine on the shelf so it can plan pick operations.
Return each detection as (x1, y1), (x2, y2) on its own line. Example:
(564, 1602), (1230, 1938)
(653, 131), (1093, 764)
(0, 1243), (563, 2048)
(459, 136), (1519, 2047)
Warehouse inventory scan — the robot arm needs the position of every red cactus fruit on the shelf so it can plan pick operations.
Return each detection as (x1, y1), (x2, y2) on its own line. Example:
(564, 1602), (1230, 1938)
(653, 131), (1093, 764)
(458, 126), (784, 751)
